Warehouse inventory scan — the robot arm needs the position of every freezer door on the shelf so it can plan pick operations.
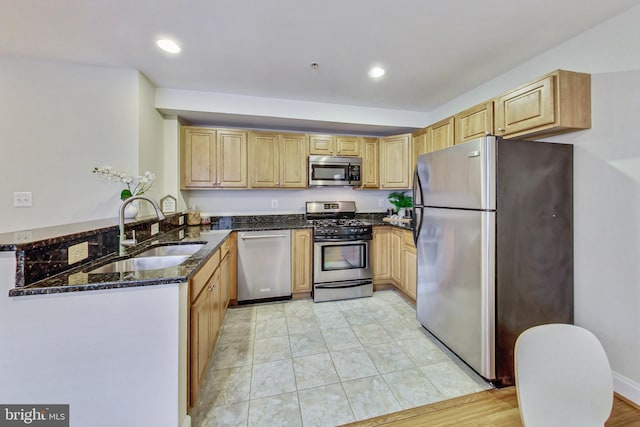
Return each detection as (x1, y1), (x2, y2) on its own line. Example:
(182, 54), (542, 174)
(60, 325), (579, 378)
(417, 136), (496, 210)
(416, 207), (496, 379)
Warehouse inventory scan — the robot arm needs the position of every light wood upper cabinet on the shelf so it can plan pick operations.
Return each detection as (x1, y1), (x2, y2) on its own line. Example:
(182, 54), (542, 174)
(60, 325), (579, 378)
(249, 132), (308, 188)
(455, 101), (494, 145)
(361, 137), (379, 189)
(412, 129), (428, 187)
(335, 136), (360, 156)
(308, 135), (335, 155)
(291, 229), (312, 294)
(494, 70), (591, 139)
(380, 133), (411, 189)
(181, 127), (247, 189)
(182, 127), (216, 188)
(428, 117), (455, 152)
(309, 134), (360, 156)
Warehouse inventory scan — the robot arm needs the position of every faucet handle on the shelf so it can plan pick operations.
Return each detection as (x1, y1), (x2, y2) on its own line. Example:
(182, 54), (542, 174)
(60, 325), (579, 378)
(121, 238), (137, 247)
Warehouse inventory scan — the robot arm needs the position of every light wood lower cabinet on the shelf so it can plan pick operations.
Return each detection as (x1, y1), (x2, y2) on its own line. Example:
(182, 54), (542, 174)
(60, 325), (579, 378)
(291, 229), (312, 295)
(189, 233), (237, 409)
(390, 228), (402, 285)
(401, 230), (417, 300)
(372, 227), (391, 283)
(189, 250), (221, 407)
(373, 226), (417, 302)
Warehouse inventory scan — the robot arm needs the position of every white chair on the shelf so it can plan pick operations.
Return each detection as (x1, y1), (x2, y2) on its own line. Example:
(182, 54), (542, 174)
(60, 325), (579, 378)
(514, 323), (614, 427)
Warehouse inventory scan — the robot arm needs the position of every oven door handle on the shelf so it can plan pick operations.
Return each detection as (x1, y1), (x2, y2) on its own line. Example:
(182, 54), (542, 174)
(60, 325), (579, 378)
(314, 280), (372, 289)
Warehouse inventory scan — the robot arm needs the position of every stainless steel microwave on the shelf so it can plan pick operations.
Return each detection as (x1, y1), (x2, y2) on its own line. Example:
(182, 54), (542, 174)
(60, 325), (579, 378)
(308, 155), (362, 187)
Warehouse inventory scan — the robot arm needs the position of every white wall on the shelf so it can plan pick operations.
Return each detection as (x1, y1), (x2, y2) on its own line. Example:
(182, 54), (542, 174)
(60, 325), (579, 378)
(137, 73), (167, 216)
(426, 5), (640, 403)
(187, 187), (397, 217)
(0, 57), (167, 233)
(0, 56), (140, 232)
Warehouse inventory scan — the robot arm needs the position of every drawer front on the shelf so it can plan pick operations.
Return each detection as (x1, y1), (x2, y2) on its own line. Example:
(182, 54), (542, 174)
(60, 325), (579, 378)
(191, 249), (220, 302)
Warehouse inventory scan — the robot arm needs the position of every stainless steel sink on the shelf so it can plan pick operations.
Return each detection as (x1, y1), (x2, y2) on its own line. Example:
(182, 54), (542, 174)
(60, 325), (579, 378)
(134, 243), (205, 258)
(88, 255), (190, 274)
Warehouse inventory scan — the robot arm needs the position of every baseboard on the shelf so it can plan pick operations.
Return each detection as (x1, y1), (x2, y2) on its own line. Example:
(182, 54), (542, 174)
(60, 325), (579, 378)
(613, 371), (640, 407)
(181, 414), (192, 427)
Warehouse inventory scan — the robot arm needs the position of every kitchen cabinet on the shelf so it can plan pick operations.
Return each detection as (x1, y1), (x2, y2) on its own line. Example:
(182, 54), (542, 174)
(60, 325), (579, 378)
(181, 127), (248, 189)
(379, 134), (411, 189)
(309, 135), (360, 156)
(189, 249), (221, 407)
(390, 228), (402, 285)
(220, 232), (237, 311)
(455, 101), (494, 145)
(428, 117), (455, 152)
(494, 69), (591, 139)
(372, 226), (391, 284)
(401, 230), (417, 301)
(249, 132), (308, 188)
(291, 229), (312, 295)
(412, 129), (428, 187)
(361, 137), (379, 189)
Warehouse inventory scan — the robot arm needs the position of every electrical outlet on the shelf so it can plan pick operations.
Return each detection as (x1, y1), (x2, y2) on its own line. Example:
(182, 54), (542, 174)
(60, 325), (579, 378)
(378, 199), (385, 207)
(150, 222), (160, 236)
(178, 216), (184, 226)
(271, 200), (278, 209)
(14, 192), (32, 207)
(68, 241), (89, 265)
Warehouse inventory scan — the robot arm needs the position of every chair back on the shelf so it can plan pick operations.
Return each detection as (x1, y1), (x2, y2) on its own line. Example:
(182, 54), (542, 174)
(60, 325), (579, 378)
(515, 323), (613, 427)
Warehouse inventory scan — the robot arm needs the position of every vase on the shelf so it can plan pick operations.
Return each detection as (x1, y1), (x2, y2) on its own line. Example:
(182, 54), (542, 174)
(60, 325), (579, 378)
(398, 208), (406, 218)
(123, 203), (138, 219)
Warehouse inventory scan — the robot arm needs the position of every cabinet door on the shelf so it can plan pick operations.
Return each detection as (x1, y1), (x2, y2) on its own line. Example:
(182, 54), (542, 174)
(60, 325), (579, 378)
(361, 137), (379, 189)
(220, 250), (231, 313)
(309, 135), (335, 155)
(412, 130), (428, 188)
(428, 117), (455, 152)
(380, 134), (410, 189)
(209, 269), (221, 355)
(190, 287), (211, 406)
(372, 227), (391, 281)
(228, 233), (237, 302)
(280, 134), (308, 188)
(401, 230), (417, 301)
(390, 229), (402, 285)
(182, 127), (216, 188)
(249, 132), (280, 188)
(291, 229), (312, 293)
(402, 248), (417, 301)
(336, 136), (360, 156)
(494, 75), (555, 137)
(455, 102), (493, 145)
(217, 129), (247, 188)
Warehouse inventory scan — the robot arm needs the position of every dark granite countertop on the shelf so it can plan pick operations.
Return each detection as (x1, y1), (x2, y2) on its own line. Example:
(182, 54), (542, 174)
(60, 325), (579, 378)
(9, 228), (231, 297)
(7, 212), (409, 297)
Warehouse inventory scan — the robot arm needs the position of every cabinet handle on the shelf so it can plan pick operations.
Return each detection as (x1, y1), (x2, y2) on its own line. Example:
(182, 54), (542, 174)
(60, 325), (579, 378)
(208, 286), (213, 291)
(497, 127), (505, 133)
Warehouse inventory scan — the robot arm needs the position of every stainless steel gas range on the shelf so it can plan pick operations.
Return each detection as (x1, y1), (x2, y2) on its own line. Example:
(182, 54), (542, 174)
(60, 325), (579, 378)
(306, 201), (373, 302)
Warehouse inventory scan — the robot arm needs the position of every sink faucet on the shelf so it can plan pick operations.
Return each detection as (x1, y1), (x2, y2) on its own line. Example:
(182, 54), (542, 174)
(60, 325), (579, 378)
(119, 195), (166, 256)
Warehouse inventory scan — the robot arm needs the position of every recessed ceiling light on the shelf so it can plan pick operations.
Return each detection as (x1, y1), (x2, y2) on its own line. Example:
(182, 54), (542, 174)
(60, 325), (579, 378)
(156, 39), (181, 54)
(368, 66), (386, 78)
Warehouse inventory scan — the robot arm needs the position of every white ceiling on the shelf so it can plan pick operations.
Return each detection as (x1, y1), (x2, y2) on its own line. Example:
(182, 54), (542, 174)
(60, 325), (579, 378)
(2, 0), (639, 133)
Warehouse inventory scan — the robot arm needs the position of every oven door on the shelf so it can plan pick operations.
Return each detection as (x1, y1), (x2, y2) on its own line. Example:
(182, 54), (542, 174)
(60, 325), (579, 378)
(313, 239), (371, 284)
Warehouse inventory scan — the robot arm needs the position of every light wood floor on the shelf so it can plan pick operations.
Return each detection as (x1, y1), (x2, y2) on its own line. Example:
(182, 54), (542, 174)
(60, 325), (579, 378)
(341, 387), (640, 427)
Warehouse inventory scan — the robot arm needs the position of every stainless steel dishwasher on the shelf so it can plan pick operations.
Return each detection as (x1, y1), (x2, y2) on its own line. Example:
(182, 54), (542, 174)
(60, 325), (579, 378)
(237, 230), (291, 303)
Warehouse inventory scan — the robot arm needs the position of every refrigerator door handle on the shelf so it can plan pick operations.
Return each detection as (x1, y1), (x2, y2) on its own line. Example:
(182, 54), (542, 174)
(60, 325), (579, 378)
(412, 165), (423, 246)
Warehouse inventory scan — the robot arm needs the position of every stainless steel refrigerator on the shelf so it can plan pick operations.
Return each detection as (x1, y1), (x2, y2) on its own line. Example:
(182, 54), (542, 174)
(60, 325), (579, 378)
(412, 135), (573, 386)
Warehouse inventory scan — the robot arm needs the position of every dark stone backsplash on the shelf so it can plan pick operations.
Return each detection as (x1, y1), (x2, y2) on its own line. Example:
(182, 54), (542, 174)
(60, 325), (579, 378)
(9, 213), (186, 287)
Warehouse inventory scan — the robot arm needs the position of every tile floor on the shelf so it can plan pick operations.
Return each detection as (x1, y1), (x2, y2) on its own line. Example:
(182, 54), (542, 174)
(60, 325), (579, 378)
(191, 290), (491, 427)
